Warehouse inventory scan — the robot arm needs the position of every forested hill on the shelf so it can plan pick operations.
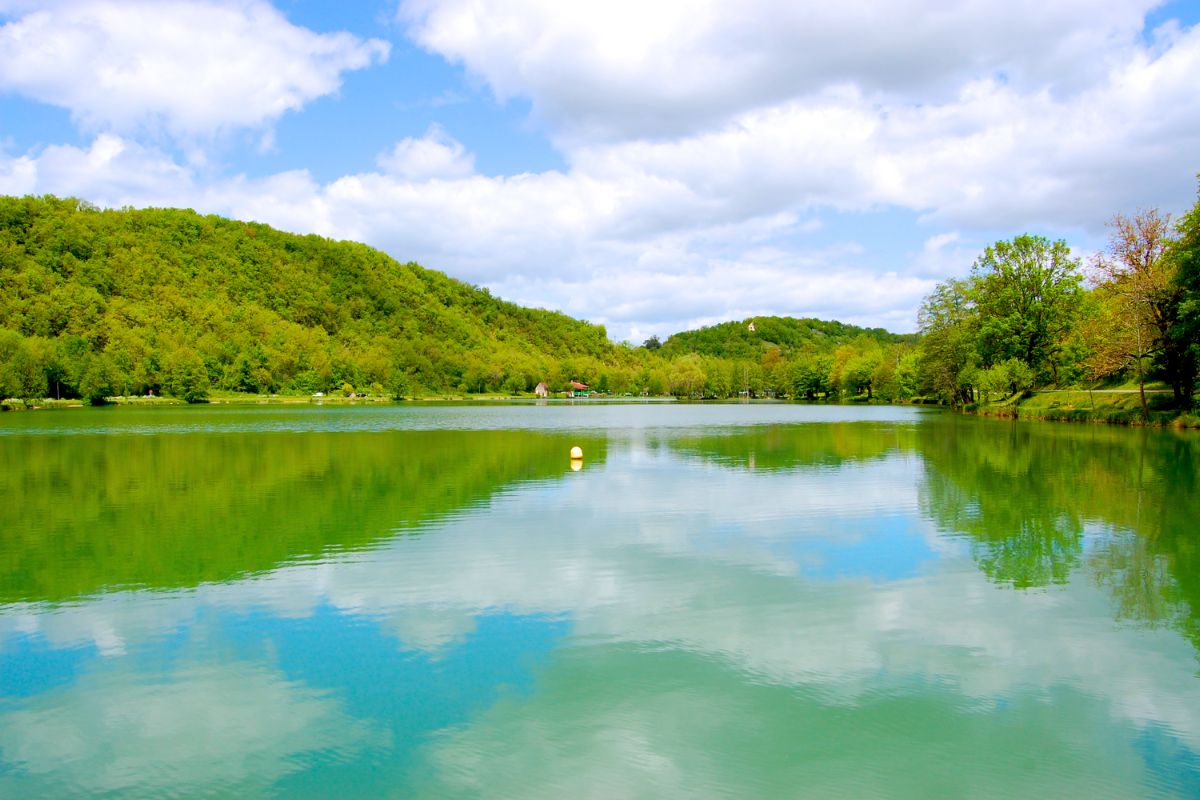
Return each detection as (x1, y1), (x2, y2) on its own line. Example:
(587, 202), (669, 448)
(660, 316), (915, 360)
(0, 195), (621, 400)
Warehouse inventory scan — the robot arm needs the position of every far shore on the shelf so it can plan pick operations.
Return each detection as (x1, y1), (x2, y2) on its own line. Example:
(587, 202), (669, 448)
(2, 391), (680, 410)
(4, 388), (1197, 429)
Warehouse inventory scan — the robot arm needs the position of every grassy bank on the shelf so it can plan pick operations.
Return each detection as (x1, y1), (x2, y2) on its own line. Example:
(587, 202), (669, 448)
(1, 397), (86, 411)
(970, 387), (1200, 429)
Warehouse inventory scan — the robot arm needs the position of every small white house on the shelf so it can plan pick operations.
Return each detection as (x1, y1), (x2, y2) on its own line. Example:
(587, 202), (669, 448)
(747, 321), (756, 332)
(534, 382), (549, 398)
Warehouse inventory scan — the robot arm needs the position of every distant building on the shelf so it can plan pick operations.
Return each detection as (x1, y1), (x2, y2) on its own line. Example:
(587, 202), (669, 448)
(534, 382), (549, 398)
(747, 321), (756, 332)
(568, 380), (590, 397)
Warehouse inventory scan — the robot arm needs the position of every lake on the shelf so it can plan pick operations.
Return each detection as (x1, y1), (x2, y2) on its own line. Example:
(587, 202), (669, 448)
(1, 402), (1198, 798)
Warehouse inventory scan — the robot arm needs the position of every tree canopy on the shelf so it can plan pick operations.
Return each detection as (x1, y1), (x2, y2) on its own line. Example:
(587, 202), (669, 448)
(0, 196), (627, 401)
(970, 234), (1082, 379)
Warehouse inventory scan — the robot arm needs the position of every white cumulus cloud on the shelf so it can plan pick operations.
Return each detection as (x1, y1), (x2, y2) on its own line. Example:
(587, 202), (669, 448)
(399, 0), (1161, 142)
(0, 0), (389, 139)
(376, 123), (475, 180)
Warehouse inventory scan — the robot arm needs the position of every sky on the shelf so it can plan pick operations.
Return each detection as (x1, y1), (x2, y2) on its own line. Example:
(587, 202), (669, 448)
(2, 1), (1199, 343)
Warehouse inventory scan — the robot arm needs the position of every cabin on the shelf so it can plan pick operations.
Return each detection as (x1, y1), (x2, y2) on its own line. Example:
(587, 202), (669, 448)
(568, 380), (590, 398)
(534, 382), (549, 398)
(747, 321), (756, 332)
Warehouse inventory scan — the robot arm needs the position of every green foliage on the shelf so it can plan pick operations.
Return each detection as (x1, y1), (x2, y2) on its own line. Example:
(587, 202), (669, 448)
(669, 354), (706, 397)
(1089, 208), (1192, 412)
(0, 329), (46, 401)
(76, 352), (117, 405)
(917, 279), (979, 406)
(792, 353), (833, 400)
(661, 316), (912, 361)
(909, 232), (1147, 408)
(1168, 184), (1200, 408)
(0, 195), (638, 400)
(894, 349), (921, 400)
(654, 317), (916, 401)
(971, 234), (1083, 378)
(976, 358), (1035, 402)
(164, 348), (210, 403)
(837, 341), (883, 398)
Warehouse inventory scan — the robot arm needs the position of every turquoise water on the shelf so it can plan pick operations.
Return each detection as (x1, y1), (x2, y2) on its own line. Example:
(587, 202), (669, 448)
(1, 403), (1198, 797)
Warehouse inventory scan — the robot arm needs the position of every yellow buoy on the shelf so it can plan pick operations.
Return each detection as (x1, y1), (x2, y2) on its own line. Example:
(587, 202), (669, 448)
(570, 446), (583, 460)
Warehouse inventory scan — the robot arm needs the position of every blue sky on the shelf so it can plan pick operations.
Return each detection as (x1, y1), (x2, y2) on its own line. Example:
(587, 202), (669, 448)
(2, 0), (1200, 342)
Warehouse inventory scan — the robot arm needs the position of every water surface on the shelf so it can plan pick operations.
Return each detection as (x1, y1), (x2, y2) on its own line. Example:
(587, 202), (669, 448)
(1, 403), (1198, 798)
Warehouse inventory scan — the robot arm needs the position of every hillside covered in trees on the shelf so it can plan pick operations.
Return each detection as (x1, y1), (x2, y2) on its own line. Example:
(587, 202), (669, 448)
(659, 316), (915, 360)
(0, 196), (625, 401)
(652, 316), (920, 400)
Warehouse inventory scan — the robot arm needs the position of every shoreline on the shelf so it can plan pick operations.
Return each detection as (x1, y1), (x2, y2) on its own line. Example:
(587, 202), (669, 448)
(6, 391), (1198, 430)
(1, 392), (679, 410)
(965, 389), (1200, 429)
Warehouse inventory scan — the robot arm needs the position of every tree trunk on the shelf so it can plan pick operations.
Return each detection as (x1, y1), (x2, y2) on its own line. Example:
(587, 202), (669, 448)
(1137, 361), (1148, 422)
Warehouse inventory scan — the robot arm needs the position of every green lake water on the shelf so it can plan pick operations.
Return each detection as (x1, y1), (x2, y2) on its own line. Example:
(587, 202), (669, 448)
(1, 402), (1198, 798)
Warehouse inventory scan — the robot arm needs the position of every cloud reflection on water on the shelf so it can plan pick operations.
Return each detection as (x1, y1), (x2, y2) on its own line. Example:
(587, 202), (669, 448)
(1, 416), (1199, 797)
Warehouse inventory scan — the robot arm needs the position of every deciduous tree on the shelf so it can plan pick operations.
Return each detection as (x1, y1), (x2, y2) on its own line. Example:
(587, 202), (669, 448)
(917, 279), (978, 406)
(972, 234), (1082, 380)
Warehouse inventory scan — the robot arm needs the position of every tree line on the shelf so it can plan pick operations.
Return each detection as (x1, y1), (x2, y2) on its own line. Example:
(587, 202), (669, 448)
(0, 196), (916, 404)
(0, 188), (1197, 408)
